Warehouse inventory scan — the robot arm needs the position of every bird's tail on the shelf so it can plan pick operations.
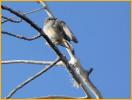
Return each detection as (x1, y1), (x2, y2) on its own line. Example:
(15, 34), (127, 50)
(62, 39), (75, 55)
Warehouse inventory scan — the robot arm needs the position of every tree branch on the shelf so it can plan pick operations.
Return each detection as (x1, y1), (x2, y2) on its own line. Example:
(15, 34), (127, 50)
(2, 60), (64, 66)
(2, 31), (41, 41)
(38, 1), (54, 18)
(2, 16), (22, 23)
(2, 5), (89, 98)
(2, 7), (44, 24)
(2, 5), (102, 99)
(6, 57), (61, 99)
(66, 43), (102, 98)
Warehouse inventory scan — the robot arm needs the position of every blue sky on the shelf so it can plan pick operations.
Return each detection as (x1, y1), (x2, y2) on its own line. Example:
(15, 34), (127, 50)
(2, 2), (130, 98)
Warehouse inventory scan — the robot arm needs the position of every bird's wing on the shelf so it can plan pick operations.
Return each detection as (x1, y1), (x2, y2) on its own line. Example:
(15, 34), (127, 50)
(59, 21), (78, 43)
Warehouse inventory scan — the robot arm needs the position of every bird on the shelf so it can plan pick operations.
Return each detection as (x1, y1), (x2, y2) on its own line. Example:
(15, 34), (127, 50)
(43, 17), (78, 54)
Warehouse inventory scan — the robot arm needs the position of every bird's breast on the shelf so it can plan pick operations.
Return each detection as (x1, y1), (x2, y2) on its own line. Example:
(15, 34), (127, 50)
(43, 24), (63, 43)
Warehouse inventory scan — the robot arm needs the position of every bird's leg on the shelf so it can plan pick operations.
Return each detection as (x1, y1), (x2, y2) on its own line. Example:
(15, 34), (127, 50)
(62, 39), (75, 55)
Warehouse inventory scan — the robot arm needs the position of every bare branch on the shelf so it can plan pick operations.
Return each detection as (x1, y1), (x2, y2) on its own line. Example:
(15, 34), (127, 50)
(38, 1), (54, 18)
(2, 4), (91, 98)
(2, 5), (102, 99)
(70, 60), (102, 99)
(2, 31), (41, 41)
(2, 16), (22, 23)
(6, 57), (61, 99)
(2, 60), (64, 66)
(2, 7), (44, 24)
(65, 43), (100, 98)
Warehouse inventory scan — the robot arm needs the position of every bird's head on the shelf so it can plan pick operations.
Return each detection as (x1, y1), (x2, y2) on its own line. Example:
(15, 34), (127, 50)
(45, 17), (57, 24)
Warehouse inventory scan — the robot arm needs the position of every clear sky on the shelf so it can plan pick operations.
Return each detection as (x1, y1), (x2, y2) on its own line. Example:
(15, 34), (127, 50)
(2, 1), (130, 98)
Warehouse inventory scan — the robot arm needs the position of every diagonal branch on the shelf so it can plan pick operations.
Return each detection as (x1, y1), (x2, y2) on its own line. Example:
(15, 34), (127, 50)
(41, 2), (103, 98)
(6, 57), (61, 99)
(2, 16), (22, 23)
(2, 5), (89, 98)
(2, 31), (41, 41)
(36, 3), (94, 98)
(66, 42), (102, 98)
(2, 5), (92, 98)
(2, 5), (61, 57)
(2, 5), (102, 99)
(2, 60), (64, 66)
(2, 7), (44, 24)
(37, 1), (54, 18)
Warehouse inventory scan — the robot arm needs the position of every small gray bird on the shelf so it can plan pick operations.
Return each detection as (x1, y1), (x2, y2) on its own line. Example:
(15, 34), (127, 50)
(43, 17), (78, 54)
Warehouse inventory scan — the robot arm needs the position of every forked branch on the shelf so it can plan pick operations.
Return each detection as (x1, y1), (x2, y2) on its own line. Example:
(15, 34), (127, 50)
(2, 7), (44, 24)
(2, 16), (22, 23)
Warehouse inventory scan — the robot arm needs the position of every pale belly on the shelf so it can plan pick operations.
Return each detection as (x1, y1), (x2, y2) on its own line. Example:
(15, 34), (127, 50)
(43, 26), (63, 44)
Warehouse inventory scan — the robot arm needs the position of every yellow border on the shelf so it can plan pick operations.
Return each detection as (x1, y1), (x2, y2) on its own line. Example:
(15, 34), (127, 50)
(2, 98), (130, 100)
(0, 0), (131, 100)
(1, 99), (130, 100)
(0, 0), (131, 2)
(0, 1), (1, 99)
(130, 0), (132, 99)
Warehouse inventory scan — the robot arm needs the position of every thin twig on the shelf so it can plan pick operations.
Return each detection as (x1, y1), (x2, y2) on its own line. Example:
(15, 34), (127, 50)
(2, 7), (44, 24)
(2, 60), (64, 66)
(6, 58), (61, 99)
(2, 31), (41, 41)
(2, 16), (22, 23)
